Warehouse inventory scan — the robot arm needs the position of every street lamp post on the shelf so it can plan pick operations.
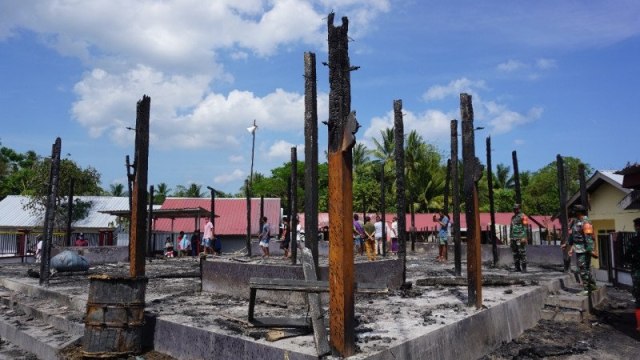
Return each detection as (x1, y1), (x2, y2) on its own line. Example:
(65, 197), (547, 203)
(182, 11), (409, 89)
(246, 120), (258, 257)
(247, 120), (258, 187)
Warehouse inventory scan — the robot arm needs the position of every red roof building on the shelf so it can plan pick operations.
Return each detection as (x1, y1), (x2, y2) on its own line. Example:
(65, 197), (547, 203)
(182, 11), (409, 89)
(154, 197), (281, 236)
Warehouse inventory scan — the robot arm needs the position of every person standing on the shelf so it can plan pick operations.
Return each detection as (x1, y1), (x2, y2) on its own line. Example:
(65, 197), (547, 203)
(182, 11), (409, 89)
(509, 204), (528, 272)
(280, 216), (291, 258)
(353, 214), (365, 256)
(435, 211), (450, 262)
(202, 219), (214, 255)
(190, 230), (201, 257)
(259, 216), (271, 258)
(363, 216), (377, 261)
(374, 214), (384, 255)
(566, 205), (597, 295)
(625, 218), (640, 331)
(389, 216), (399, 255)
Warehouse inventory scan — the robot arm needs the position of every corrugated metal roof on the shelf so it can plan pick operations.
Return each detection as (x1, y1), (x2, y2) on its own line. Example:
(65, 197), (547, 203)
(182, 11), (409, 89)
(153, 197), (281, 235)
(0, 195), (129, 229)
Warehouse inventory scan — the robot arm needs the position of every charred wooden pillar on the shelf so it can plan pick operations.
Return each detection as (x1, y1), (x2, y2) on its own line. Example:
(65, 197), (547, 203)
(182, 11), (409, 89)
(380, 163), (387, 256)
(451, 120), (462, 276)
(147, 185), (154, 257)
(130, 95), (149, 278)
(444, 159), (451, 215)
(259, 195), (264, 237)
(410, 196), (416, 252)
(65, 178), (74, 247)
(556, 155), (570, 272)
(245, 179), (252, 256)
(461, 93), (483, 308)
(512, 150), (522, 206)
(327, 13), (358, 357)
(394, 100), (407, 284)
(487, 136), (498, 266)
(40, 137), (61, 286)
(579, 164), (589, 213)
(291, 147), (298, 264)
(304, 52), (320, 272)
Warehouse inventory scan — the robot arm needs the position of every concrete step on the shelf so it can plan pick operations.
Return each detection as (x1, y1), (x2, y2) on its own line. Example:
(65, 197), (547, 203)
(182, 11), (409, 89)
(540, 308), (585, 322)
(0, 303), (82, 360)
(541, 286), (606, 323)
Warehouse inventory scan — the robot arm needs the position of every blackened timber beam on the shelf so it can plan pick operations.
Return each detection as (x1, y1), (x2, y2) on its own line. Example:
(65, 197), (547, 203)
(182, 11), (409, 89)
(394, 99), (407, 284)
(130, 95), (150, 278)
(291, 147), (298, 264)
(327, 12), (357, 358)
(40, 137), (61, 286)
(461, 93), (483, 309)
(451, 120), (462, 276)
(304, 52), (320, 272)
(512, 150), (522, 206)
(487, 136), (498, 266)
(556, 155), (570, 272)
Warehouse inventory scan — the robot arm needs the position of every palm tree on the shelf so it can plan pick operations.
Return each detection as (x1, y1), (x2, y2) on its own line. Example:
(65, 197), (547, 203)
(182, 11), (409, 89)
(109, 183), (126, 196)
(494, 163), (514, 189)
(154, 182), (171, 204)
(174, 183), (204, 197)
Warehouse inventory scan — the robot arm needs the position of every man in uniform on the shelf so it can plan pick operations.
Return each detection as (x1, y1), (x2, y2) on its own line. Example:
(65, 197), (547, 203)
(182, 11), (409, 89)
(566, 204), (597, 295)
(625, 218), (640, 331)
(509, 204), (528, 272)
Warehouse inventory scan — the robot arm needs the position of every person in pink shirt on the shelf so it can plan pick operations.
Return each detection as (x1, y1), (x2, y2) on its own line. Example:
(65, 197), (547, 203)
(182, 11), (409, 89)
(202, 219), (214, 254)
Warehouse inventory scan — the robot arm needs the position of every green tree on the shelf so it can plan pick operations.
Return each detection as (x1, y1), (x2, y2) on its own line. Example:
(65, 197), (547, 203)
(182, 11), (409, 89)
(522, 157), (591, 215)
(174, 183), (204, 197)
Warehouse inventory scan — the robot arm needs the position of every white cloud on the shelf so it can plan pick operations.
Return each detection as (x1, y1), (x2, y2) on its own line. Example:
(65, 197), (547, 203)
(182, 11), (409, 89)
(229, 155), (244, 163)
(267, 140), (303, 160)
(214, 169), (245, 184)
(485, 102), (543, 134)
(514, 139), (525, 146)
(497, 60), (526, 72)
(422, 78), (487, 101)
(535, 58), (557, 69)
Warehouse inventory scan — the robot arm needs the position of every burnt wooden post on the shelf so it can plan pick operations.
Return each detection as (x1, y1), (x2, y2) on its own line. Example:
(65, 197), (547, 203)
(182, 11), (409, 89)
(444, 159), (451, 215)
(125, 155), (133, 215)
(556, 155), (570, 271)
(394, 99), (407, 284)
(304, 51), (320, 272)
(487, 136), (498, 266)
(410, 196), (416, 252)
(259, 195), (264, 238)
(291, 147), (298, 264)
(65, 178), (74, 247)
(451, 120), (462, 276)
(512, 150), (522, 205)
(461, 93), (483, 308)
(130, 95), (149, 278)
(327, 12), (358, 357)
(579, 164), (589, 213)
(40, 137), (61, 286)
(245, 179), (252, 256)
(380, 163), (387, 256)
(147, 185), (154, 256)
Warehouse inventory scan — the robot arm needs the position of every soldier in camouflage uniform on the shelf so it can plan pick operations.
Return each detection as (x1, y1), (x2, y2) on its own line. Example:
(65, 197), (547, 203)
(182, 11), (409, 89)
(509, 204), (528, 272)
(567, 205), (597, 295)
(625, 218), (640, 331)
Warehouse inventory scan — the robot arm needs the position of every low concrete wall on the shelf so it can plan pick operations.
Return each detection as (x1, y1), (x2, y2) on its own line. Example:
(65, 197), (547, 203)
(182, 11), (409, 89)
(51, 246), (129, 265)
(201, 258), (403, 303)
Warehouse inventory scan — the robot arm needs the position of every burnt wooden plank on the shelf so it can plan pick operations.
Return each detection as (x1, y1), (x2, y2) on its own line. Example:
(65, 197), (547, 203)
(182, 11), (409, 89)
(301, 247), (331, 357)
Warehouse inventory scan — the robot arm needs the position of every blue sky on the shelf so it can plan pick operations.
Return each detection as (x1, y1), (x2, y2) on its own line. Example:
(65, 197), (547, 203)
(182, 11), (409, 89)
(1, 1), (639, 194)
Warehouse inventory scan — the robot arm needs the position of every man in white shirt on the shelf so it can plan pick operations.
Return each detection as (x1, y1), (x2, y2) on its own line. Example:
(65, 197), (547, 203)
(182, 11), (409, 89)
(374, 215), (383, 255)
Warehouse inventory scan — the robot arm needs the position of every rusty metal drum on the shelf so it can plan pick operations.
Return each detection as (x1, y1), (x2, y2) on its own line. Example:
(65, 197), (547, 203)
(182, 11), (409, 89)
(82, 275), (148, 358)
